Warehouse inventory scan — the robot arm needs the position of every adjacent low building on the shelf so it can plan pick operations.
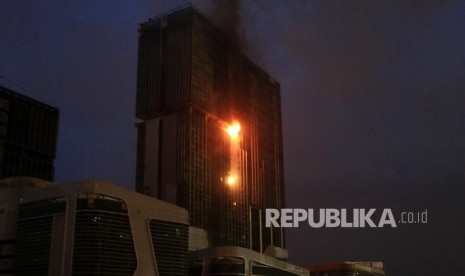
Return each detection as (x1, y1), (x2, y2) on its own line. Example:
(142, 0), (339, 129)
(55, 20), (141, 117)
(308, 261), (386, 276)
(0, 177), (189, 275)
(190, 246), (309, 276)
(0, 177), (309, 276)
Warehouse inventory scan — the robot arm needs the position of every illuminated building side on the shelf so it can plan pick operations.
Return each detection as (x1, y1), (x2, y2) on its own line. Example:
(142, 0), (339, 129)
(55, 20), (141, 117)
(136, 5), (285, 252)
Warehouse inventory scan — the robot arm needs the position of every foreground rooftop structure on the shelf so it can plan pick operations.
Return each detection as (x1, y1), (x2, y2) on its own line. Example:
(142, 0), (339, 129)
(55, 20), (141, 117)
(0, 177), (309, 275)
(0, 177), (189, 275)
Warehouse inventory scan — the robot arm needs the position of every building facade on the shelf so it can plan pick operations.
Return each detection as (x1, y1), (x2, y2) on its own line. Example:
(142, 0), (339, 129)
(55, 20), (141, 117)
(0, 85), (59, 181)
(0, 177), (190, 275)
(136, 5), (285, 252)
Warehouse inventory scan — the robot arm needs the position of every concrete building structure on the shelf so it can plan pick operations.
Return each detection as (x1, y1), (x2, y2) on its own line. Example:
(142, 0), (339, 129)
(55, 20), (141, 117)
(308, 261), (386, 276)
(0, 177), (189, 275)
(136, 4), (285, 253)
(190, 246), (309, 276)
(0, 177), (55, 275)
(0, 177), (309, 276)
(0, 85), (59, 181)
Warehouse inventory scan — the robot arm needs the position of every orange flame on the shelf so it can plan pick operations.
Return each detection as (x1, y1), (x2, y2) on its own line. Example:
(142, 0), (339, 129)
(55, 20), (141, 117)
(227, 174), (238, 186)
(226, 121), (241, 139)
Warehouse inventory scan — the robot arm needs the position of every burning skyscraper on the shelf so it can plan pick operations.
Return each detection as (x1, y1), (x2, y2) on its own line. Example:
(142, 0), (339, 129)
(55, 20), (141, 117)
(136, 4), (285, 253)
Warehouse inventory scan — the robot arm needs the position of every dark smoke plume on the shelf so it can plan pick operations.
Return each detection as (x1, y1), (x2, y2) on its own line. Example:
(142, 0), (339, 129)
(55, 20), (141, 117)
(211, 0), (246, 50)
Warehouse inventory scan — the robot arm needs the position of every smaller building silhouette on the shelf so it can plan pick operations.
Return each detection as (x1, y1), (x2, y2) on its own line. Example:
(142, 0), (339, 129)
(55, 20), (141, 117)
(0, 85), (59, 181)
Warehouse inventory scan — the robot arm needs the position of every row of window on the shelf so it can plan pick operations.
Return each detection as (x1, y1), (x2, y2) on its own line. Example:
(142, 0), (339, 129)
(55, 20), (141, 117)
(14, 193), (189, 276)
(3, 96), (58, 156)
(0, 149), (54, 180)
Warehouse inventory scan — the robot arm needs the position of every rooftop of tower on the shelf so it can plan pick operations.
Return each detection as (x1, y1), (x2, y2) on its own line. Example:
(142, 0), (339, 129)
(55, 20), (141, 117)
(138, 3), (279, 87)
(140, 2), (209, 28)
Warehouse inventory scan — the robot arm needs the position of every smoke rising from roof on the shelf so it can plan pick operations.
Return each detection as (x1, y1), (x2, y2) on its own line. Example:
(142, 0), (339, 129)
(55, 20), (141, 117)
(210, 0), (246, 51)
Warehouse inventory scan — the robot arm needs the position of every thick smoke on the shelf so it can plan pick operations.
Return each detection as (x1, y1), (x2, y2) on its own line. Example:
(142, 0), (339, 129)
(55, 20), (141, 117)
(210, 0), (246, 50)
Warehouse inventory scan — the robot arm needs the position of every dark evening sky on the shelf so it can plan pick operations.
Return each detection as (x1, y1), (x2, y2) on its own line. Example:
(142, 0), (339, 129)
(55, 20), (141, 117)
(1, 1), (464, 275)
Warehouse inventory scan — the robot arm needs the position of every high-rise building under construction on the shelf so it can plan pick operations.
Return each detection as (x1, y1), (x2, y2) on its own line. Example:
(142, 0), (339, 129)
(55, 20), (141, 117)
(136, 5), (285, 252)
